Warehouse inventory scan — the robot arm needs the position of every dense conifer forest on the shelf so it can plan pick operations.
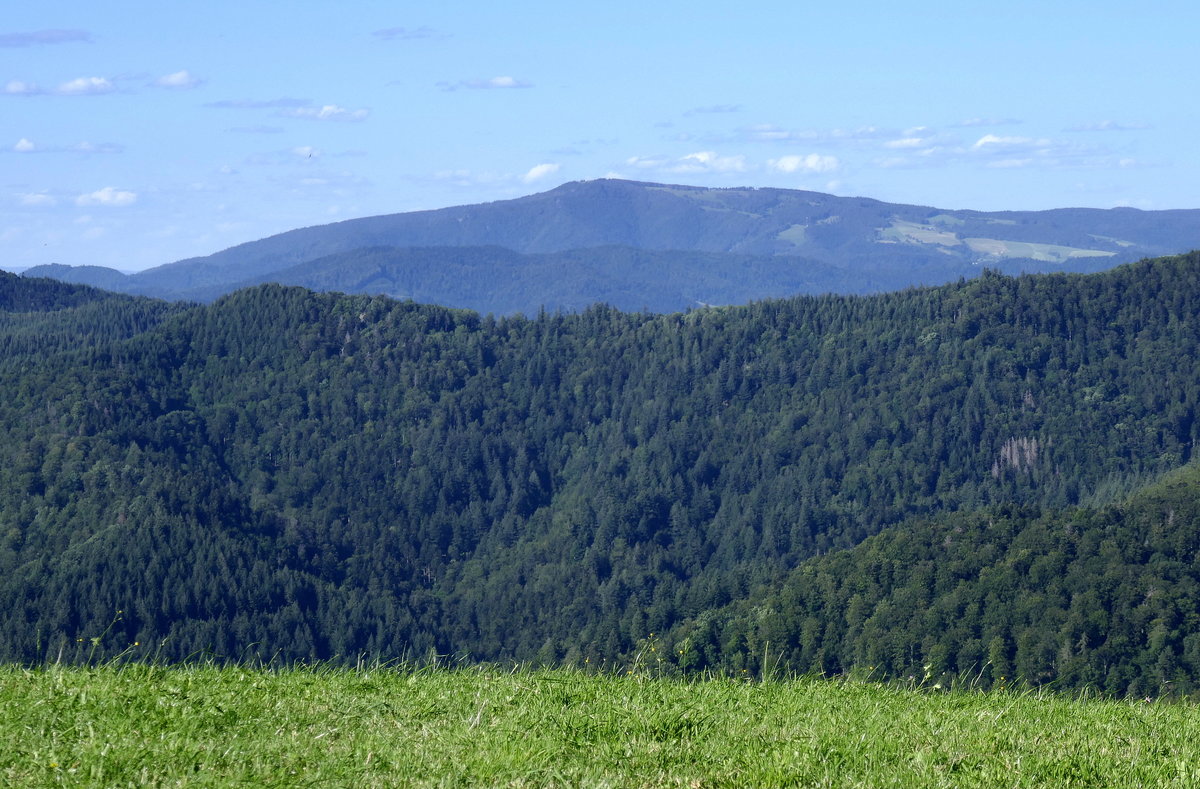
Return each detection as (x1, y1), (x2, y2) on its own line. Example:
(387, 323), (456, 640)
(2, 253), (1200, 695)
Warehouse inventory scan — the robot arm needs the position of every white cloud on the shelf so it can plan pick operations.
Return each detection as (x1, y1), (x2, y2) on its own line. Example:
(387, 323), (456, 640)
(625, 155), (668, 169)
(154, 70), (202, 89)
(19, 192), (56, 206)
(1065, 120), (1151, 132)
(625, 151), (746, 174)
(76, 187), (137, 207)
(675, 151), (746, 173)
(972, 134), (1046, 150)
(522, 163), (560, 183)
(965, 133), (1116, 169)
(883, 137), (925, 149)
(4, 80), (42, 95)
(438, 76), (533, 91)
(69, 141), (123, 154)
(768, 154), (839, 174)
(56, 76), (114, 95)
(739, 123), (892, 145)
(7, 138), (122, 154)
(741, 124), (816, 142)
(482, 76), (523, 89)
(292, 146), (321, 158)
(281, 104), (369, 121)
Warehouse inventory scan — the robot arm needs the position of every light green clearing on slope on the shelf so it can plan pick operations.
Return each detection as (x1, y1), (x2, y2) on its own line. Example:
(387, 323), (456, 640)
(776, 223), (809, 245)
(962, 237), (1116, 262)
(878, 219), (1117, 262)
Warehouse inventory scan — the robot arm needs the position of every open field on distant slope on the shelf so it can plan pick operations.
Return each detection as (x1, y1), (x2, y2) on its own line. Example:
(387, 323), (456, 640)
(4, 664), (1200, 787)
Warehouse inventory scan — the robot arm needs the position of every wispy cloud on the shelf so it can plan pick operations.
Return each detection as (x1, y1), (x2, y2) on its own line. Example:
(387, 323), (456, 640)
(522, 163), (560, 183)
(0, 29), (91, 47)
(684, 104), (742, 116)
(767, 154), (839, 174)
(1065, 120), (1151, 132)
(954, 117), (1022, 127)
(227, 125), (285, 134)
(18, 192), (57, 206)
(280, 104), (369, 121)
(6, 76), (118, 96)
(738, 123), (892, 145)
(373, 26), (448, 41)
(869, 128), (1125, 171)
(207, 97), (367, 121)
(76, 187), (137, 207)
(966, 134), (1113, 169)
(153, 70), (203, 90)
(71, 141), (123, 153)
(8, 138), (122, 154)
(971, 134), (1052, 152)
(206, 97), (312, 109)
(627, 151), (746, 175)
(4, 80), (41, 95)
(437, 76), (532, 91)
(57, 76), (115, 96)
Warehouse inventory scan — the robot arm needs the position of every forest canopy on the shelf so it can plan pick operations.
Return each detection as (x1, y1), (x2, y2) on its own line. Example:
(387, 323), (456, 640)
(2, 253), (1200, 696)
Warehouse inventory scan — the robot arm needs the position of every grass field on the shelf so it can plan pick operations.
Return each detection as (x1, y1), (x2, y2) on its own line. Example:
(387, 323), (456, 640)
(4, 663), (1200, 787)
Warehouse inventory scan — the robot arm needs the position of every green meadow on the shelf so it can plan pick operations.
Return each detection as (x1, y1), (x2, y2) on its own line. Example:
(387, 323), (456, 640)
(4, 664), (1200, 787)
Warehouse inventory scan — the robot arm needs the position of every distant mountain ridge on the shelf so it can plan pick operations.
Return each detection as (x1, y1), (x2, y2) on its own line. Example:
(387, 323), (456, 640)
(25, 179), (1200, 311)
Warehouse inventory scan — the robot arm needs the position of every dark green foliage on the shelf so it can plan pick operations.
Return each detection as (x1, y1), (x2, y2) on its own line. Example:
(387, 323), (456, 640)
(693, 463), (1200, 697)
(3, 254), (1200, 696)
(0, 270), (130, 312)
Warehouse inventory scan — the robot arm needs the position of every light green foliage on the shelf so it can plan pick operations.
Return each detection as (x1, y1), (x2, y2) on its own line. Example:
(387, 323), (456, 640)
(3, 664), (1199, 787)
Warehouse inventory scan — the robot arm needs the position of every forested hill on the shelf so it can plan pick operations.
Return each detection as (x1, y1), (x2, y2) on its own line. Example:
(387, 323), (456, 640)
(24, 179), (1200, 310)
(2, 254), (1200, 695)
(683, 463), (1200, 697)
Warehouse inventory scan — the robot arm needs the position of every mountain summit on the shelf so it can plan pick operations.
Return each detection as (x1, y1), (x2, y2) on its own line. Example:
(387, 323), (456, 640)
(25, 180), (1200, 312)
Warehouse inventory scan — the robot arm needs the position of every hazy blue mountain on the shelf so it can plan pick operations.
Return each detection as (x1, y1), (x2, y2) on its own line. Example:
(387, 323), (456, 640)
(27, 179), (1200, 310)
(21, 263), (132, 292)
(186, 245), (867, 314)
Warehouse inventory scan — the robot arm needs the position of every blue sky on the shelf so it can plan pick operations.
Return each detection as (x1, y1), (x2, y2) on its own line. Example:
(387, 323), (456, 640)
(3, 0), (1197, 272)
